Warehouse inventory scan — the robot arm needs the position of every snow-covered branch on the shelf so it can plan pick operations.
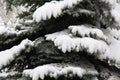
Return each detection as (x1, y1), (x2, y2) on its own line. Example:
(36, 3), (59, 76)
(69, 25), (107, 40)
(110, 2), (120, 26)
(45, 29), (71, 41)
(45, 27), (120, 68)
(33, 0), (83, 22)
(54, 35), (109, 54)
(0, 17), (30, 36)
(109, 28), (120, 40)
(45, 26), (108, 54)
(23, 64), (98, 80)
(0, 39), (33, 69)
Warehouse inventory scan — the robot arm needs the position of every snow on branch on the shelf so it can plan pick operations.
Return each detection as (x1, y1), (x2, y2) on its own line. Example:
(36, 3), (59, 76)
(107, 38), (120, 67)
(0, 72), (18, 78)
(102, 28), (120, 67)
(108, 28), (120, 40)
(53, 34), (120, 67)
(0, 39), (33, 69)
(0, 17), (5, 27)
(0, 17), (18, 35)
(0, 17), (29, 36)
(0, 26), (28, 36)
(45, 27), (120, 68)
(54, 35), (109, 54)
(45, 30), (109, 54)
(45, 28), (109, 54)
(54, 35), (74, 53)
(33, 0), (83, 22)
(45, 29), (71, 41)
(69, 25), (107, 40)
(23, 64), (98, 80)
(111, 3), (120, 26)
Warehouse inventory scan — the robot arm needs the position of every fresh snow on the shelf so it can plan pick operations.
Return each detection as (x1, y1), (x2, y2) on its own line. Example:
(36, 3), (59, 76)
(52, 33), (120, 68)
(69, 25), (106, 40)
(0, 73), (8, 77)
(54, 35), (109, 54)
(33, 0), (120, 24)
(23, 64), (98, 80)
(108, 39), (120, 66)
(0, 17), (5, 27)
(0, 0), (120, 78)
(111, 4), (120, 26)
(54, 35), (73, 53)
(0, 39), (33, 69)
(46, 25), (109, 54)
(45, 25), (120, 68)
(45, 29), (71, 41)
(0, 72), (18, 77)
(0, 26), (22, 35)
(103, 0), (118, 4)
(0, 16), (28, 35)
(33, 0), (83, 22)
(108, 28), (120, 40)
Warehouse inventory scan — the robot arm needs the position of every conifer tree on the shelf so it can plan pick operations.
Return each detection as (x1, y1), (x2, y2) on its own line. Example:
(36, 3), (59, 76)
(0, 0), (120, 80)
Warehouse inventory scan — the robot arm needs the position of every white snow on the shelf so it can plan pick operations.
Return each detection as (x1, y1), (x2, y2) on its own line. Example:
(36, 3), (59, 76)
(0, 73), (8, 77)
(0, 17), (5, 27)
(45, 29), (71, 41)
(69, 25), (106, 40)
(23, 64), (98, 80)
(102, 0), (120, 26)
(0, 26), (18, 35)
(108, 28), (120, 40)
(45, 26), (109, 54)
(54, 35), (109, 54)
(109, 39), (120, 63)
(102, 0), (118, 4)
(111, 3), (120, 26)
(0, 16), (28, 35)
(54, 35), (73, 53)
(45, 26), (120, 68)
(23, 69), (33, 77)
(0, 72), (18, 77)
(0, 0), (120, 76)
(33, 0), (119, 23)
(46, 31), (109, 54)
(0, 39), (33, 69)
(33, 0), (83, 22)
(101, 28), (120, 67)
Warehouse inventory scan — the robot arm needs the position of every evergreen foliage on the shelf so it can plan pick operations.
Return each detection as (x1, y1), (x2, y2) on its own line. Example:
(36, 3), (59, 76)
(1, 0), (120, 80)
(2, 0), (117, 71)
